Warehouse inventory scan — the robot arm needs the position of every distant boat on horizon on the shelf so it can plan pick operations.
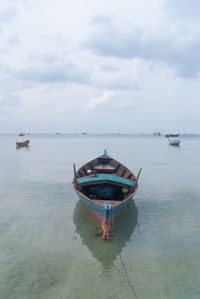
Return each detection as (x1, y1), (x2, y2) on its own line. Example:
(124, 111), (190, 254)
(154, 132), (161, 136)
(19, 133), (25, 136)
(166, 133), (180, 138)
(170, 134), (179, 137)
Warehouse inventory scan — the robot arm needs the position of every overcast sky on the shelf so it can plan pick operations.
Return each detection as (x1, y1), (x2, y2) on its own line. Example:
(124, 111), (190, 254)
(0, 0), (200, 133)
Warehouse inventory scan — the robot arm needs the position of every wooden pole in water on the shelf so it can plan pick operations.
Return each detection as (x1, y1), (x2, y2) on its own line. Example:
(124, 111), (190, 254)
(73, 163), (78, 185)
(136, 168), (142, 181)
(73, 163), (76, 178)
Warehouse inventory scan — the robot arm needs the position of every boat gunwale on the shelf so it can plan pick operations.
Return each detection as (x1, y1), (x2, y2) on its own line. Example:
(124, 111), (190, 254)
(76, 154), (136, 181)
(76, 177), (136, 189)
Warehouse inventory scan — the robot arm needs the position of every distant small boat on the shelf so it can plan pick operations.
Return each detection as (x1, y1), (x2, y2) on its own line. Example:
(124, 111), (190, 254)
(166, 134), (179, 138)
(169, 139), (181, 146)
(154, 132), (161, 136)
(16, 140), (30, 147)
(19, 133), (25, 136)
(169, 134), (179, 137)
(73, 150), (141, 240)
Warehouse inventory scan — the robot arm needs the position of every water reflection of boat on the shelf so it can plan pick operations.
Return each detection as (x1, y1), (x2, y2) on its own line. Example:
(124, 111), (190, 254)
(16, 140), (30, 148)
(73, 199), (138, 270)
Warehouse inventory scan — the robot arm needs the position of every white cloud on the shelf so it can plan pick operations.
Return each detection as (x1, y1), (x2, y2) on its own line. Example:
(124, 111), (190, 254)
(87, 91), (114, 109)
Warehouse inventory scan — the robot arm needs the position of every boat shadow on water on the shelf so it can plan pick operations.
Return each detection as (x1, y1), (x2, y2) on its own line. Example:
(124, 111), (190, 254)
(73, 199), (138, 270)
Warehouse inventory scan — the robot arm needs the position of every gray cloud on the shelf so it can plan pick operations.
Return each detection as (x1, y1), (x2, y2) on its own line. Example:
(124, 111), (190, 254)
(0, 89), (20, 106)
(0, 69), (20, 106)
(85, 14), (200, 78)
(7, 35), (20, 47)
(92, 77), (139, 90)
(91, 14), (112, 25)
(16, 63), (91, 84)
(0, 7), (17, 23)
(100, 64), (120, 72)
(0, 63), (30, 106)
(30, 53), (60, 64)
(0, 35), (21, 53)
(0, 84), (20, 107)
(0, 3), (21, 52)
(165, 0), (200, 18)
(0, 6), (17, 36)
(16, 54), (138, 90)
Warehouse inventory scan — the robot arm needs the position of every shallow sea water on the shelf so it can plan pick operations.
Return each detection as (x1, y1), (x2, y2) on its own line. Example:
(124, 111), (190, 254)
(0, 134), (200, 299)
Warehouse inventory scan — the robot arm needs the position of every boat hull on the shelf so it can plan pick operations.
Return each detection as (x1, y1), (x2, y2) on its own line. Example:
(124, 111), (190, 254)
(74, 188), (134, 240)
(169, 139), (181, 146)
(73, 152), (140, 240)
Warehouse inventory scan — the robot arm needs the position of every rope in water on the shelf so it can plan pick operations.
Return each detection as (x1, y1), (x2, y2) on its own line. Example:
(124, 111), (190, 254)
(119, 253), (138, 299)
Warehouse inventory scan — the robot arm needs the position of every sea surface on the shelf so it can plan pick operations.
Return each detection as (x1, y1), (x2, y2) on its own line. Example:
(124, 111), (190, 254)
(0, 134), (200, 299)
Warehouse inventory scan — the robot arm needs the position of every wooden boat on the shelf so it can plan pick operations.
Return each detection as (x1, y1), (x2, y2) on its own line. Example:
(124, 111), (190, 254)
(169, 134), (179, 137)
(168, 139), (181, 146)
(166, 134), (180, 138)
(16, 139), (30, 147)
(73, 150), (141, 240)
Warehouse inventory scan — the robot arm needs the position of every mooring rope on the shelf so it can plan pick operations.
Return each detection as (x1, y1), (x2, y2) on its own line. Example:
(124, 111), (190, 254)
(119, 253), (138, 299)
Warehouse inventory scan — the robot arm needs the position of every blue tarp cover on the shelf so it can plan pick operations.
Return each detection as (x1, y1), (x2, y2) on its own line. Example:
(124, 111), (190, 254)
(77, 173), (135, 187)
